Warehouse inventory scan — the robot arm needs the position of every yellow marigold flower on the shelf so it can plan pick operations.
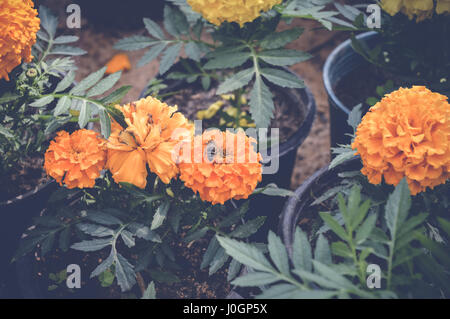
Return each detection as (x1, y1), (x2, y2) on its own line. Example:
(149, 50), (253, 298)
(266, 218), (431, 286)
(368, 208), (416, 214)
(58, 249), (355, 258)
(178, 130), (263, 205)
(0, 0), (40, 81)
(105, 53), (131, 74)
(352, 86), (450, 195)
(106, 97), (193, 188)
(381, 0), (448, 21)
(44, 130), (107, 189)
(436, 0), (450, 15)
(187, 0), (282, 26)
(196, 100), (224, 120)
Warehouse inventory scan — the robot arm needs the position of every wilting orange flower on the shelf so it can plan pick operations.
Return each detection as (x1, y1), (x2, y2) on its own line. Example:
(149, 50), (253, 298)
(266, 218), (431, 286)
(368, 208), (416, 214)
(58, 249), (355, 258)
(0, 0), (40, 81)
(44, 130), (107, 189)
(352, 86), (450, 195)
(105, 53), (131, 74)
(178, 130), (263, 205)
(106, 96), (193, 188)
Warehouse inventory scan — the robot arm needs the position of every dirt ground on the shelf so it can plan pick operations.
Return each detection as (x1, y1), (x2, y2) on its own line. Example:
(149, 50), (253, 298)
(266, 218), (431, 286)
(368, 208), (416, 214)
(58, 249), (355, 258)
(47, 2), (349, 189)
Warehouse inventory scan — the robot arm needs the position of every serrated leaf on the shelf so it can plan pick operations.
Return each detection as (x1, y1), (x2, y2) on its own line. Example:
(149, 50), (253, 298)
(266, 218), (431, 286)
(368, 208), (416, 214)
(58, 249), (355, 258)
(314, 234), (332, 266)
(329, 149), (355, 169)
(99, 109), (111, 139)
(217, 236), (275, 273)
(227, 259), (242, 282)
(164, 5), (188, 36)
(260, 68), (305, 88)
(54, 71), (75, 93)
(151, 200), (171, 230)
(86, 211), (123, 226)
(209, 247), (229, 275)
(268, 231), (290, 275)
(355, 213), (377, 244)
(101, 85), (132, 105)
(331, 241), (352, 258)
(347, 103), (363, 132)
(159, 43), (183, 75)
(216, 68), (254, 95)
(232, 272), (279, 287)
(39, 5), (58, 38)
(385, 179), (411, 239)
(184, 42), (202, 62)
(78, 100), (90, 128)
(114, 35), (155, 51)
(183, 227), (208, 242)
(71, 67), (107, 95)
(292, 228), (312, 272)
(40, 233), (56, 256)
(53, 96), (71, 116)
(127, 223), (161, 243)
(144, 18), (165, 39)
(115, 253), (136, 292)
(71, 238), (112, 252)
(204, 51), (251, 70)
(138, 43), (167, 67)
(319, 212), (348, 241)
(260, 28), (304, 49)
(90, 249), (115, 278)
(59, 227), (71, 252)
(0, 125), (14, 139)
(141, 282), (157, 299)
(53, 35), (79, 44)
(229, 216), (266, 239)
(50, 45), (86, 56)
(258, 50), (311, 66)
(121, 230), (136, 248)
(249, 75), (274, 128)
(87, 71), (122, 97)
(77, 223), (115, 237)
(148, 269), (180, 284)
(201, 236), (220, 269)
(30, 95), (54, 107)
(256, 284), (303, 299)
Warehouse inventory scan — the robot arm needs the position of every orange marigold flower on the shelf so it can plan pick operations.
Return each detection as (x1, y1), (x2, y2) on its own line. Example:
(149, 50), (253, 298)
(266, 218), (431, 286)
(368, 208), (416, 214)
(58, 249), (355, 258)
(105, 53), (131, 74)
(178, 130), (263, 205)
(352, 86), (450, 195)
(0, 0), (40, 81)
(44, 129), (107, 189)
(106, 96), (193, 188)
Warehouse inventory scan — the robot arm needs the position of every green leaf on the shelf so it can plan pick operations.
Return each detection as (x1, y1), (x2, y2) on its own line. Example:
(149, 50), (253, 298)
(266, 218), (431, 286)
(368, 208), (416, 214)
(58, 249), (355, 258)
(204, 52), (251, 70)
(120, 230), (136, 248)
(78, 100), (90, 128)
(151, 200), (171, 230)
(258, 50), (311, 66)
(227, 259), (242, 282)
(90, 250), (115, 278)
(50, 45), (86, 56)
(54, 71), (75, 93)
(164, 5), (188, 36)
(53, 35), (79, 44)
(148, 269), (180, 284)
(87, 71), (122, 97)
(53, 96), (72, 116)
(249, 75), (274, 128)
(314, 234), (332, 266)
(229, 216), (266, 239)
(30, 95), (54, 107)
(437, 217), (450, 237)
(143, 18), (165, 39)
(138, 43), (167, 67)
(127, 223), (162, 243)
(99, 109), (111, 139)
(232, 272), (280, 287)
(292, 228), (312, 272)
(268, 231), (290, 275)
(86, 211), (123, 226)
(385, 179), (411, 239)
(260, 28), (304, 50)
(209, 247), (229, 275)
(216, 68), (254, 95)
(201, 236), (220, 269)
(319, 212), (348, 241)
(71, 67), (107, 95)
(39, 5), (58, 38)
(260, 68), (305, 88)
(71, 238), (112, 252)
(115, 253), (136, 292)
(184, 42), (202, 62)
(101, 85), (132, 105)
(141, 282), (157, 299)
(0, 124), (14, 139)
(77, 223), (115, 237)
(217, 236), (275, 273)
(329, 149), (355, 170)
(355, 213), (377, 245)
(159, 43), (183, 75)
(331, 241), (353, 258)
(256, 284), (304, 299)
(347, 103), (363, 131)
(114, 35), (155, 51)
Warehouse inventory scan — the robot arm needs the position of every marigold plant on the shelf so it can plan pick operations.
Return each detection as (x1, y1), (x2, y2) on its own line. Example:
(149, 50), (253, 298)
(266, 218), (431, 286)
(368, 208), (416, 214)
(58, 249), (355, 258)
(352, 86), (450, 195)
(44, 129), (107, 189)
(106, 96), (193, 188)
(0, 0), (40, 81)
(187, 0), (282, 26)
(178, 130), (262, 205)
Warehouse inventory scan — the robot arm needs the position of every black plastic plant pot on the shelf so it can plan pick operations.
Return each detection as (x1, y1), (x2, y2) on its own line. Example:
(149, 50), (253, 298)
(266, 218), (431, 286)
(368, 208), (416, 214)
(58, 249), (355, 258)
(0, 180), (57, 298)
(277, 157), (362, 259)
(74, 0), (165, 30)
(141, 61), (316, 242)
(323, 31), (378, 148)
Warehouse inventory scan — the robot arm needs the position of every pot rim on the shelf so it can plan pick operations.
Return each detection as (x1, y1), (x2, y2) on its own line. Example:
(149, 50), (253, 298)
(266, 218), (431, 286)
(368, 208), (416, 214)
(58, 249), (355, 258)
(323, 31), (378, 115)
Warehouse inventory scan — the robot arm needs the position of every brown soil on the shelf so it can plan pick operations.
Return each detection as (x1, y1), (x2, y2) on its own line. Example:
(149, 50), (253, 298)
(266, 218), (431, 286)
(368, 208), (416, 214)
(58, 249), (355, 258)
(164, 84), (304, 143)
